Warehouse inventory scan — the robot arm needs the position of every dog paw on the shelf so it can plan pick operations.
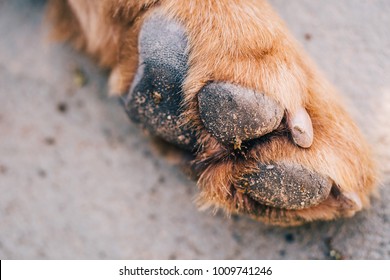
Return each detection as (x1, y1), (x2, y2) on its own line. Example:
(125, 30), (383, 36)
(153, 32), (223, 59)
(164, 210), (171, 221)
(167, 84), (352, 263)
(120, 4), (376, 225)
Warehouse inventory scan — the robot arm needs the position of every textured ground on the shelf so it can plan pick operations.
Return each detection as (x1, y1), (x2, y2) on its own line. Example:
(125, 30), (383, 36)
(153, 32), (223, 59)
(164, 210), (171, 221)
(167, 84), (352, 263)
(0, 0), (389, 259)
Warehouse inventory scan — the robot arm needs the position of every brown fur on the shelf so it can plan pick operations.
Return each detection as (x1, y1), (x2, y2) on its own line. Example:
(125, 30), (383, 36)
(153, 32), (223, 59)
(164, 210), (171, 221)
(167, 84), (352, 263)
(46, 0), (377, 226)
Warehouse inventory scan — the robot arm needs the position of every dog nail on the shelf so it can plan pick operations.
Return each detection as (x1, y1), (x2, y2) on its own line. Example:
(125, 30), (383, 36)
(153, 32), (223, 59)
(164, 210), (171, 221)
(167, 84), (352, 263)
(287, 107), (313, 148)
(342, 191), (363, 211)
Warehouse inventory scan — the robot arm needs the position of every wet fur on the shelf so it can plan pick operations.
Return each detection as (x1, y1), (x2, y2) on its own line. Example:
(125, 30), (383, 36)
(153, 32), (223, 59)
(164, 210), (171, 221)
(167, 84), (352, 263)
(47, 0), (377, 226)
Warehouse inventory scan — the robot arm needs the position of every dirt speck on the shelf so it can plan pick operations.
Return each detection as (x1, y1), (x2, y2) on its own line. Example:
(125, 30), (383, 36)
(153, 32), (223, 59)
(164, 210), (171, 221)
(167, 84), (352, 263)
(37, 169), (47, 178)
(0, 164), (7, 174)
(44, 137), (56, 146)
(284, 233), (295, 243)
(304, 33), (312, 41)
(57, 102), (68, 114)
(325, 237), (346, 260)
(232, 232), (243, 243)
(168, 253), (177, 260)
(73, 67), (88, 87)
(152, 91), (162, 104)
(158, 175), (166, 184)
(233, 137), (242, 150)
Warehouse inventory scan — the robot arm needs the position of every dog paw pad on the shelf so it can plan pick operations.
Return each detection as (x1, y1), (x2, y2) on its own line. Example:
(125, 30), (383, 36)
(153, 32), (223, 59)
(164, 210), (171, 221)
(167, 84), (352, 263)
(198, 82), (284, 145)
(123, 14), (197, 150)
(240, 162), (332, 210)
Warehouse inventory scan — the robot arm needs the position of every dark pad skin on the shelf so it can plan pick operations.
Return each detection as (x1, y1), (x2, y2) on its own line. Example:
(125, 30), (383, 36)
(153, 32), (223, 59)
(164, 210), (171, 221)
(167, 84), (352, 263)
(199, 82), (284, 145)
(123, 15), (197, 151)
(240, 162), (332, 210)
(122, 13), (335, 211)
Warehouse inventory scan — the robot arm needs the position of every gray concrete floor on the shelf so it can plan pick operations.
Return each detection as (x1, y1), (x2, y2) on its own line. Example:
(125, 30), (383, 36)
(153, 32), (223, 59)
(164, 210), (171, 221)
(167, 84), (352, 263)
(1, 0), (390, 259)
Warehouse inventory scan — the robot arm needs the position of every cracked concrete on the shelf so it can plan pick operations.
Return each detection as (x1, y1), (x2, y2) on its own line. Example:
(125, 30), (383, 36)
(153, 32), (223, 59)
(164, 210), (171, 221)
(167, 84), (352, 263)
(0, 0), (389, 259)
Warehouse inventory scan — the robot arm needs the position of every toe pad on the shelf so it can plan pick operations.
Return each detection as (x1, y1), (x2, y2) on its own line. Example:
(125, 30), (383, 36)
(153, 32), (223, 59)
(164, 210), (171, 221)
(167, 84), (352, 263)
(198, 83), (284, 146)
(123, 14), (196, 150)
(242, 162), (333, 210)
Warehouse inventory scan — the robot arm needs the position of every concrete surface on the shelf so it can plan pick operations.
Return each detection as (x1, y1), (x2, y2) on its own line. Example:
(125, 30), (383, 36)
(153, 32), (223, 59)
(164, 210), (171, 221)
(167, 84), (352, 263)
(0, 0), (390, 259)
